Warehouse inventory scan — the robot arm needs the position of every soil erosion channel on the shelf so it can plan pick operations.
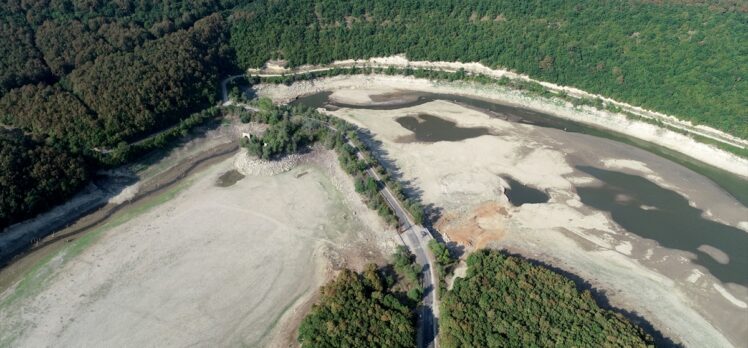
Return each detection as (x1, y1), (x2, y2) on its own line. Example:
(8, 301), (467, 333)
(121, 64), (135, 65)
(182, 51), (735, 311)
(289, 88), (748, 347)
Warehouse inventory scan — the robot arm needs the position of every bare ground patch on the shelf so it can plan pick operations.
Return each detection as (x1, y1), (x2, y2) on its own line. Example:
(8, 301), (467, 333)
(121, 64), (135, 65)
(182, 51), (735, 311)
(0, 147), (396, 347)
(436, 201), (507, 250)
(260, 86), (747, 347)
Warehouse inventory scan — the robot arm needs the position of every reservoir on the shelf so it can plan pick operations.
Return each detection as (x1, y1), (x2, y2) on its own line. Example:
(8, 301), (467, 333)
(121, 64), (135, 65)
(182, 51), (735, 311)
(293, 90), (748, 207)
(293, 90), (748, 287)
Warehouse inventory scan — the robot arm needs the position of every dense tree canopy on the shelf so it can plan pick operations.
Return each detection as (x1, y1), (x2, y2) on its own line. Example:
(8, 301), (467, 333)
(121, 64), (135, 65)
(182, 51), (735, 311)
(298, 266), (417, 348)
(0, 1), (238, 230)
(0, 83), (100, 150)
(231, 0), (748, 138)
(440, 250), (652, 347)
(1, 0), (241, 92)
(0, 0), (240, 148)
(34, 19), (116, 76)
(68, 13), (230, 145)
(0, 130), (88, 228)
(1, 0), (745, 231)
(0, 14), (51, 93)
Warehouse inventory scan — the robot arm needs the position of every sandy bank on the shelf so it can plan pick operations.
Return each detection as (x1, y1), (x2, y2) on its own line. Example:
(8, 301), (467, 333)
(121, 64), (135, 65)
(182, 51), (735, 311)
(252, 55), (747, 150)
(0, 119), (251, 270)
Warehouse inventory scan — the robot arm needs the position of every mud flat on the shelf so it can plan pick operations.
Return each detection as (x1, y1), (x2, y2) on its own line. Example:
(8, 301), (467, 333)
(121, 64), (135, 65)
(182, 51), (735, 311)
(0, 146), (397, 347)
(270, 85), (748, 347)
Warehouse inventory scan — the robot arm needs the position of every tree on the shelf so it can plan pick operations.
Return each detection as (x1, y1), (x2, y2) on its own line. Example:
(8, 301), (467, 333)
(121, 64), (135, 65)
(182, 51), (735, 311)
(0, 130), (88, 229)
(230, 0), (748, 138)
(298, 267), (417, 348)
(440, 250), (653, 347)
(428, 239), (452, 266)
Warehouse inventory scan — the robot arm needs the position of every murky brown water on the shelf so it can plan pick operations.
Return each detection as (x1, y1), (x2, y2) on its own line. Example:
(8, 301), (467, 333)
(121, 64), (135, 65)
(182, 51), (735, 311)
(502, 176), (550, 206)
(576, 166), (748, 286)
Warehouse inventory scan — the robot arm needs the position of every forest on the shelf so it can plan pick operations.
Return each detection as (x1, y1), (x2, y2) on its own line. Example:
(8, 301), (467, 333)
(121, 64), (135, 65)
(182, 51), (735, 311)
(0, 129), (88, 229)
(298, 261), (420, 347)
(1, 0), (745, 230)
(440, 250), (653, 347)
(300, 248), (657, 347)
(0, 1), (238, 230)
(230, 0), (747, 138)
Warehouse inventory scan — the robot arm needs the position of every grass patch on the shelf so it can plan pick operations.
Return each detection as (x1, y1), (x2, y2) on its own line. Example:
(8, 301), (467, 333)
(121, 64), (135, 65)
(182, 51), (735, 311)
(0, 178), (192, 310)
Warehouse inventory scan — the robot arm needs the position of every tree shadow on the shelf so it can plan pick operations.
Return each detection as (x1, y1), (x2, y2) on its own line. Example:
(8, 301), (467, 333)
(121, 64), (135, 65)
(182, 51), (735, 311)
(419, 298), (438, 348)
(444, 242), (466, 260)
(356, 128), (444, 225)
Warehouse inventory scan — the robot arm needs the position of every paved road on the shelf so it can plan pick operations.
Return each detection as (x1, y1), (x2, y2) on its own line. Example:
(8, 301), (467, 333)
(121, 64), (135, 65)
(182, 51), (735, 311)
(220, 74), (245, 103)
(357, 151), (439, 348)
(220, 76), (439, 347)
(401, 226), (439, 348)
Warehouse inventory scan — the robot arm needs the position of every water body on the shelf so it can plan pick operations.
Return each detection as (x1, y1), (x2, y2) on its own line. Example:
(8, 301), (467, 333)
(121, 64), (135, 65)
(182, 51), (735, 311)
(576, 166), (748, 286)
(502, 176), (550, 206)
(293, 91), (748, 207)
(291, 91), (333, 109)
(395, 113), (492, 143)
(293, 89), (748, 286)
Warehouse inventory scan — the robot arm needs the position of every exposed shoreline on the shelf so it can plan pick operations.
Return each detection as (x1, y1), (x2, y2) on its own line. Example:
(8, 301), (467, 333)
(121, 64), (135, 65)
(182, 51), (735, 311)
(256, 84), (748, 347)
(0, 116), (249, 275)
(0, 142), (397, 346)
(255, 73), (748, 180)
(0, 61), (744, 347)
(252, 55), (748, 150)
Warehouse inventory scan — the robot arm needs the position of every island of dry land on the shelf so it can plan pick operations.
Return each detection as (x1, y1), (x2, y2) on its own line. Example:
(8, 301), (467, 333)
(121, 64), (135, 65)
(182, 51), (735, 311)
(255, 72), (748, 347)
